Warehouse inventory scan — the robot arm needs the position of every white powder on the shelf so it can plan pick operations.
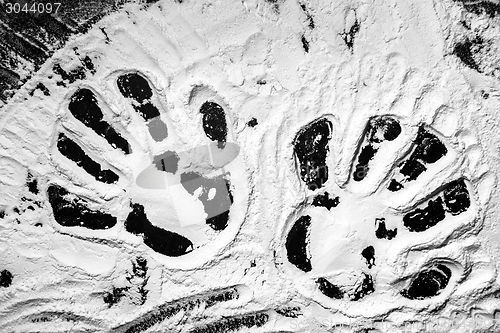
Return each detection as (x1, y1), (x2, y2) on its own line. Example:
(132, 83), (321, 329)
(1, 0), (500, 332)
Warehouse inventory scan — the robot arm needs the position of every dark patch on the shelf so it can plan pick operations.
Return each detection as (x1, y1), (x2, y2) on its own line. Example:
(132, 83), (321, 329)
(113, 287), (242, 332)
(275, 306), (301, 318)
(388, 126), (447, 191)
(443, 179), (470, 215)
(388, 179), (403, 191)
(0, 270), (13, 288)
(205, 288), (239, 307)
(247, 117), (258, 127)
(299, 3), (315, 29)
(256, 79), (266, 85)
(153, 151), (179, 174)
(0, 210), (4, 219)
(200, 102), (228, 148)
(100, 27), (111, 43)
(0, 0), (123, 104)
(27, 172), (39, 194)
(132, 257), (148, 279)
(301, 35), (310, 53)
(354, 116), (401, 182)
(412, 127), (448, 164)
(53, 63), (86, 83)
(294, 118), (332, 190)
(453, 37), (483, 72)
(47, 184), (117, 229)
(317, 277), (344, 299)
(81, 56), (95, 74)
(30, 83), (50, 96)
(57, 133), (119, 184)
(68, 88), (131, 154)
(399, 159), (427, 181)
(340, 15), (360, 52)
(454, 0), (500, 17)
(0, 68), (21, 102)
(130, 256), (149, 305)
(401, 264), (451, 300)
(105, 257), (150, 307)
(375, 218), (397, 240)
(190, 312), (268, 333)
(361, 246), (375, 269)
(312, 192), (339, 211)
(117, 72), (152, 102)
(125, 203), (193, 257)
(285, 215), (312, 272)
(104, 287), (128, 308)
(367, 116), (402, 143)
(403, 197), (446, 232)
(180, 172), (233, 231)
(0, 24), (48, 68)
(352, 274), (375, 301)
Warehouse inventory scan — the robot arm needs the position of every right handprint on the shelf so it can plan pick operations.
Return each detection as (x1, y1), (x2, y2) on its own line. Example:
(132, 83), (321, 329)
(278, 114), (483, 314)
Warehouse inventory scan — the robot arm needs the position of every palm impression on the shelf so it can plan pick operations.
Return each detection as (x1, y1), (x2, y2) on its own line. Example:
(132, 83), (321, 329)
(48, 71), (247, 266)
(277, 111), (485, 314)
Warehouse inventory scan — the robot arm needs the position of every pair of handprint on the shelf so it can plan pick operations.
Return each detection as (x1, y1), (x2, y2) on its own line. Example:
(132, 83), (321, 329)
(49, 70), (474, 306)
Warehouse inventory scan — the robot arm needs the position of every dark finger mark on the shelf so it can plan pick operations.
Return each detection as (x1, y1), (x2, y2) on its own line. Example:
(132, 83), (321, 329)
(353, 116), (401, 182)
(403, 197), (446, 232)
(117, 73), (167, 142)
(68, 88), (130, 154)
(47, 184), (117, 230)
(294, 118), (332, 190)
(443, 179), (470, 215)
(401, 264), (451, 300)
(125, 203), (193, 257)
(388, 126), (447, 191)
(403, 179), (470, 232)
(117, 73), (153, 103)
(57, 133), (119, 184)
(285, 215), (312, 272)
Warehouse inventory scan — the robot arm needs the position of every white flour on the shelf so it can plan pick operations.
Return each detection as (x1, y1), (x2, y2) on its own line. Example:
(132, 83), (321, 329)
(1, 0), (500, 332)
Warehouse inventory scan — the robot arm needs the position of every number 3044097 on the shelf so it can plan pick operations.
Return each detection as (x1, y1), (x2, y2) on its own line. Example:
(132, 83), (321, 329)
(5, 2), (61, 14)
